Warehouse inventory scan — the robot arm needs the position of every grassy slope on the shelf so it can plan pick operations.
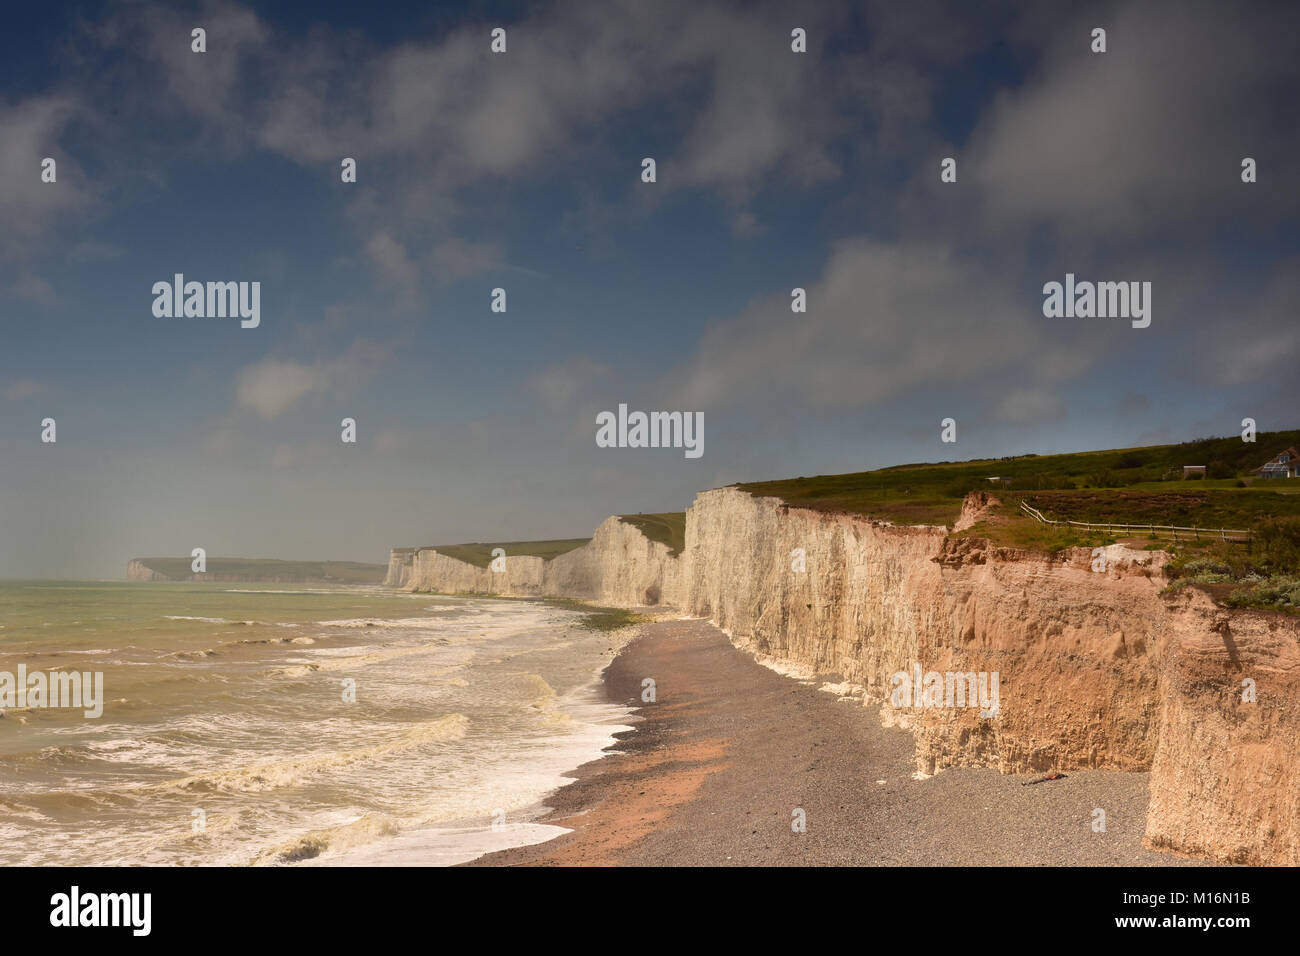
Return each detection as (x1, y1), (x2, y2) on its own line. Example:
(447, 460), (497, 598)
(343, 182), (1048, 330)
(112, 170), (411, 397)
(135, 558), (387, 583)
(424, 539), (591, 569)
(618, 513), (687, 556)
(737, 430), (1300, 531)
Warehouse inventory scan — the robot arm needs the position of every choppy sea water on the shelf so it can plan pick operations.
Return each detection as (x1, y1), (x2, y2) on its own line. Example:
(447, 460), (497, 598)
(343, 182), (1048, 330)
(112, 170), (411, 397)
(0, 581), (634, 866)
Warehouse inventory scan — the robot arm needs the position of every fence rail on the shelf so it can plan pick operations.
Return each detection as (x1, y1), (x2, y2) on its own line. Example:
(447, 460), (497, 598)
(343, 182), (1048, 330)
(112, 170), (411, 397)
(1018, 500), (1253, 543)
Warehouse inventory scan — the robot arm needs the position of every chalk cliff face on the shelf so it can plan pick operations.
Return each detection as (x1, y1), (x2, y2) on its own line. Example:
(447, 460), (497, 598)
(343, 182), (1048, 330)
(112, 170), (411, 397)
(547, 516), (683, 606)
(384, 549), (418, 588)
(391, 486), (1299, 864)
(400, 516), (682, 606)
(409, 549), (547, 596)
(126, 560), (169, 582)
(683, 487), (1171, 775)
(679, 486), (1297, 865)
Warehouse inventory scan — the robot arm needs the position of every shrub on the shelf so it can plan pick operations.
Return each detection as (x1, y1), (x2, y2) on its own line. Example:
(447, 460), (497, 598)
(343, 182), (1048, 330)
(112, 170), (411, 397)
(1008, 474), (1074, 491)
(1086, 469), (1122, 488)
(1227, 577), (1300, 611)
(941, 480), (975, 498)
(1250, 517), (1300, 574)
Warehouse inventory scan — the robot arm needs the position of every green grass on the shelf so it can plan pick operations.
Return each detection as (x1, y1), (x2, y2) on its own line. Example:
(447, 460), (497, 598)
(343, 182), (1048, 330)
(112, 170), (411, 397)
(1015, 489), (1300, 529)
(543, 597), (649, 631)
(133, 557), (387, 583)
(736, 430), (1300, 530)
(423, 539), (591, 569)
(618, 512), (686, 555)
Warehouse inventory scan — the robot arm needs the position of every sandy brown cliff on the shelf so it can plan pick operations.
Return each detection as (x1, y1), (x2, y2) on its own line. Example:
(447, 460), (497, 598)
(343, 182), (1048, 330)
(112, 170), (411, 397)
(391, 487), (1299, 864)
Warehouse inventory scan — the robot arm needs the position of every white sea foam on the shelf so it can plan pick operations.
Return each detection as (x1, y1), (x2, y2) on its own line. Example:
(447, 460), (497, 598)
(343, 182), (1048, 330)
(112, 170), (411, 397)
(0, 589), (637, 867)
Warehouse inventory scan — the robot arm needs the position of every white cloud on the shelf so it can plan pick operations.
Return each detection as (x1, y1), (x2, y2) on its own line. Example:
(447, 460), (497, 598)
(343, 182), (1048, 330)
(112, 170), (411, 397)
(0, 96), (87, 261)
(991, 387), (1066, 424)
(3, 379), (47, 401)
(1204, 263), (1300, 386)
(235, 360), (325, 419)
(364, 232), (419, 289)
(529, 356), (615, 410)
(664, 237), (1086, 412)
(11, 273), (56, 305)
(428, 237), (525, 284)
(965, 0), (1300, 237)
(234, 340), (392, 419)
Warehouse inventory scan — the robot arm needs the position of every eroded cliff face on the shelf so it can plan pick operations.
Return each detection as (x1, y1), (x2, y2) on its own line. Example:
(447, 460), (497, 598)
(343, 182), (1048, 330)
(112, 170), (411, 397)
(680, 486), (1299, 865)
(385, 549), (418, 588)
(409, 549), (547, 596)
(400, 516), (681, 606)
(1145, 591), (1300, 864)
(547, 516), (683, 606)
(684, 487), (1165, 773)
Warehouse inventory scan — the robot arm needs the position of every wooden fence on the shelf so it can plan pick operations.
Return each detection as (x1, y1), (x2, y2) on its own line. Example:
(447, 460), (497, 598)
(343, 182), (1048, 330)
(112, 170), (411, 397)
(1018, 500), (1253, 543)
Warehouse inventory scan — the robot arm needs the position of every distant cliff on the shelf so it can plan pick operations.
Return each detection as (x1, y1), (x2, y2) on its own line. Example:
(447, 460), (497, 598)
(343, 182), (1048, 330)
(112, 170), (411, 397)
(393, 516), (681, 606)
(127, 557), (387, 584)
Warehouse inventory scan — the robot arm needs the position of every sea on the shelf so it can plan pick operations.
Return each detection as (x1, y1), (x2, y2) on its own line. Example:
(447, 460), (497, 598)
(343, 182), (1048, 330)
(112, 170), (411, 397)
(0, 581), (635, 866)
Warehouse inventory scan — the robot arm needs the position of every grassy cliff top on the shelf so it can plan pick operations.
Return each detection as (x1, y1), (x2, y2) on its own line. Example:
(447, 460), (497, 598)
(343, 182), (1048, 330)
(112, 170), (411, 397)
(422, 539), (591, 569)
(736, 430), (1300, 529)
(132, 558), (387, 583)
(618, 513), (686, 556)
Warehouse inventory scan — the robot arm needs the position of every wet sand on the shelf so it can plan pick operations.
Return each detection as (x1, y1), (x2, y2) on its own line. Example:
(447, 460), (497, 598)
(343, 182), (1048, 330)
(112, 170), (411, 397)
(467, 618), (1200, 866)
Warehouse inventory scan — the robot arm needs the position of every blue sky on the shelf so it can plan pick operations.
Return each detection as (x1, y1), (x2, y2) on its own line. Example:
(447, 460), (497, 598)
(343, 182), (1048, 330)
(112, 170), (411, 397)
(1, 0), (1298, 578)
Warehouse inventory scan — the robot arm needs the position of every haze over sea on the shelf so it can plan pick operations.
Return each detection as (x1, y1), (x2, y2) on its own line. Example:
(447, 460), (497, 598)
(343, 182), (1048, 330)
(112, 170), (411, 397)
(0, 582), (632, 865)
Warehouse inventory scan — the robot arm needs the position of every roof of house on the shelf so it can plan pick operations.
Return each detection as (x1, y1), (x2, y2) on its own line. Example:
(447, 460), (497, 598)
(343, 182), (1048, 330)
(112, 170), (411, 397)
(1254, 447), (1300, 473)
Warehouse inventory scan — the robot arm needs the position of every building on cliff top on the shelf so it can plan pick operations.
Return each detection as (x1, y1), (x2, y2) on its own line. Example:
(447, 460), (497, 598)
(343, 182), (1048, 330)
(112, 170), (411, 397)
(1254, 447), (1300, 478)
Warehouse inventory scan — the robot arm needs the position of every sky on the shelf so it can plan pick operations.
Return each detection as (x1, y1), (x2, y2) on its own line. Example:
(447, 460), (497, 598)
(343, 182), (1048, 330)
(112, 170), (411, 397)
(1, 0), (1297, 579)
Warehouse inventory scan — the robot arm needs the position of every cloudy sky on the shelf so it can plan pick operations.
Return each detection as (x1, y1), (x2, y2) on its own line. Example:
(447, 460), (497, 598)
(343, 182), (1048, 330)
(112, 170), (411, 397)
(2, 0), (1297, 578)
